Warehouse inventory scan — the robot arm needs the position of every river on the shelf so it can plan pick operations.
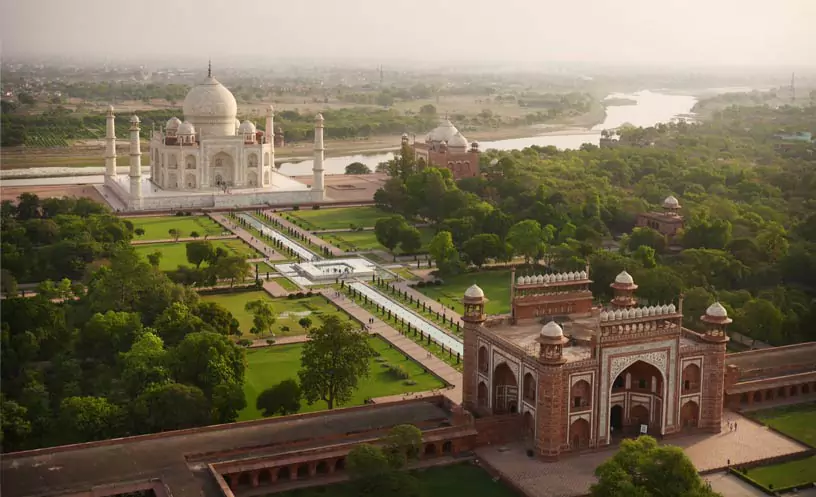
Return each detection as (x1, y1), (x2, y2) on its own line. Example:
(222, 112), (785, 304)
(276, 90), (697, 176)
(2, 90), (697, 187)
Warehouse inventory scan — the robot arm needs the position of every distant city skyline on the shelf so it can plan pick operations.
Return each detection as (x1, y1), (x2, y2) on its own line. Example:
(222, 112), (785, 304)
(1, 0), (814, 68)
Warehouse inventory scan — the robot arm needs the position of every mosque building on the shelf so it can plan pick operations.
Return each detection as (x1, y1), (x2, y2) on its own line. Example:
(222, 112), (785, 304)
(409, 118), (481, 179)
(100, 64), (324, 211)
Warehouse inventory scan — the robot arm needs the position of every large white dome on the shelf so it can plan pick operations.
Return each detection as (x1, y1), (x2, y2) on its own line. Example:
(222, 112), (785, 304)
(448, 132), (469, 148)
(182, 76), (238, 138)
(427, 119), (459, 143)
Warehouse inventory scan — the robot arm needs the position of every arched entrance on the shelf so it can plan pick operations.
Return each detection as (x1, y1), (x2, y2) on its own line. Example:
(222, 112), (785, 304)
(210, 152), (235, 187)
(523, 411), (535, 439)
(608, 360), (664, 438)
(570, 418), (591, 449)
(680, 400), (699, 428)
(493, 362), (518, 415)
(247, 171), (258, 187)
(477, 381), (488, 408)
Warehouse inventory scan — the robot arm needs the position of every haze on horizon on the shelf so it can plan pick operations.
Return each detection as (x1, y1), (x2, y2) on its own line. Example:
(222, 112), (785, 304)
(1, 0), (814, 69)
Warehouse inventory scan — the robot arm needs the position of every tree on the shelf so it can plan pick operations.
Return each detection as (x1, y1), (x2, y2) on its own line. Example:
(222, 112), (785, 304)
(76, 310), (144, 364)
(399, 226), (422, 254)
(168, 228), (182, 242)
(1, 268), (19, 297)
(429, 230), (462, 275)
(195, 301), (241, 336)
(190, 231), (200, 240)
(419, 104), (437, 116)
(132, 382), (211, 434)
(375, 216), (408, 255)
(298, 316), (313, 332)
(210, 381), (247, 424)
(186, 241), (214, 269)
(256, 379), (302, 416)
(591, 436), (721, 497)
(632, 245), (657, 269)
(508, 219), (551, 264)
(245, 299), (276, 337)
(154, 302), (211, 346)
(382, 424), (422, 469)
(57, 396), (124, 444)
(169, 331), (246, 397)
(628, 227), (667, 253)
(214, 256), (250, 287)
(345, 162), (372, 175)
(118, 331), (169, 397)
(1, 395), (31, 451)
(348, 443), (391, 479)
(298, 315), (375, 409)
(134, 228), (146, 237)
(462, 233), (505, 268)
(146, 250), (163, 269)
(738, 299), (784, 344)
(346, 427), (424, 497)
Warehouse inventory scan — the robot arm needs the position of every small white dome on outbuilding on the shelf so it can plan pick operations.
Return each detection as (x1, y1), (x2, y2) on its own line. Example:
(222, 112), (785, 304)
(540, 321), (564, 338)
(464, 284), (484, 299)
(130, 115), (140, 124)
(166, 117), (181, 130)
(239, 120), (257, 134)
(706, 302), (728, 318)
(663, 195), (681, 209)
(178, 121), (196, 135)
(615, 270), (634, 285)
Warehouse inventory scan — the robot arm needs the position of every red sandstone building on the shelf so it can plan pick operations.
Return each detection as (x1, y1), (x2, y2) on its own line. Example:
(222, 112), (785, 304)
(410, 119), (480, 179)
(636, 195), (685, 242)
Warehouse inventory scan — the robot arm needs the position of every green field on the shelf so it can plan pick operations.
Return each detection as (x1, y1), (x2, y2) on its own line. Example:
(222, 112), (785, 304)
(201, 292), (348, 337)
(744, 402), (816, 489)
(284, 207), (394, 230)
(275, 463), (518, 497)
(126, 215), (225, 241)
(134, 239), (260, 271)
(417, 270), (512, 315)
(238, 336), (445, 420)
(321, 227), (435, 253)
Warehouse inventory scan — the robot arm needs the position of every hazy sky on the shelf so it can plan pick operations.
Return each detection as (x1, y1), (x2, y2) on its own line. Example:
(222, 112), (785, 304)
(1, 0), (814, 67)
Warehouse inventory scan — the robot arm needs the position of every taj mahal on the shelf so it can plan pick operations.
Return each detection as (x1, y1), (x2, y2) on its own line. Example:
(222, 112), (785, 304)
(99, 65), (325, 211)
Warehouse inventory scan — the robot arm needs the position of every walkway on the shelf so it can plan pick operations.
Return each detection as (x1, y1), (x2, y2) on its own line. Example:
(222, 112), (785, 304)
(318, 288), (462, 404)
(249, 334), (307, 348)
(262, 210), (346, 257)
(131, 234), (237, 245)
(235, 213), (318, 262)
(393, 280), (463, 324)
(208, 213), (287, 261)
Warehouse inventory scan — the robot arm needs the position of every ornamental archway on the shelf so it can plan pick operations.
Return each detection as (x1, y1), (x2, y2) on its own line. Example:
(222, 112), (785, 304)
(210, 152), (235, 187)
(607, 359), (665, 438)
(493, 362), (518, 415)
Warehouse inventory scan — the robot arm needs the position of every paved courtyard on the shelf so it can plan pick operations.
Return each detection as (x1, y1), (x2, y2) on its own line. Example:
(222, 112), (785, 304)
(476, 411), (809, 497)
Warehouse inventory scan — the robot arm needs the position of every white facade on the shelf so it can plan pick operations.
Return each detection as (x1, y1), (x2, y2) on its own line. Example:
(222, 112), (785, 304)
(102, 66), (325, 211)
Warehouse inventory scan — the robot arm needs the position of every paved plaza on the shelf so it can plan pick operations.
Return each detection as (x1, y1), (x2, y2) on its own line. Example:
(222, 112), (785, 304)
(476, 412), (809, 497)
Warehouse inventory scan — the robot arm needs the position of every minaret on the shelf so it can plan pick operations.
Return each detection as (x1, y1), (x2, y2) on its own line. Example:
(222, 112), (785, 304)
(312, 113), (325, 199)
(610, 270), (638, 308)
(461, 284), (487, 413)
(129, 115), (142, 200)
(105, 105), (117, 179)
(265, 105), (275, 147)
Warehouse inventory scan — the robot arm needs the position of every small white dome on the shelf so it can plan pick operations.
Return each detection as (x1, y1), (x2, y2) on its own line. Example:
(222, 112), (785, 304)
(239, 120), (256, 134)
(615, 270), (634, 285)
(517, 276), (524, 285)
(107, 104), (115, 113)
(130, 114), (140, 124)
(464, 284), (484, 299)
(427, 119), (460, 143)
(663, 195), (681, 209)
(536, 274), (544, 284)
(614, 310), (623, 320)
(544, 274), (551, 283)
(570, 271), (577, 280)
(662, 304), (670, 314)
(648, 306), (657, 316)
(315, 113), (324, 122)
(556, 273), (564, 282)
(668, 304), (676, 314)
(579, 270), (588, 280)
(178, 121), (196, 135)
(635, 308), (643, 318)
(540, 321), (564, 338)
(600, 311), (609, 321)
(521, 276), (529, 285)
(166, 117), (181, 130)
(448, 132), (469, 148)
(706, 302), (728, 318)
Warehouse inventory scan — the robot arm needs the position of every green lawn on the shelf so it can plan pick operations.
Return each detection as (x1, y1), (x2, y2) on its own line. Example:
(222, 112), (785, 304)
(126, 215), (225, 241)
(201, 292), (346, 337)
(284, 207), (394, 230)
(275, 463), (518, 497)
(743, 402), (816, 489)
(238, 336), (445, 420)
(134, 239), (260, 271)
(745, 456), (816, 490)
(273, 277), (301, 292)
(321, 227), (435, 254)
(750, 402), (816, 446)
(417, 270), (513, 315)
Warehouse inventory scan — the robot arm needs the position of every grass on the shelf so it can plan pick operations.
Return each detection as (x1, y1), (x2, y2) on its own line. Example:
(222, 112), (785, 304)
(749, 402), (816, 446)
(320, 227), (435, 254)
(284, 207), (394, 230)
(274, 463), (518, 497)
(247, 213), (326, 259)
(372, 281), (462, 337)
(238, 335), (445, 420)
(273, 277), (301, 292)
(744, 456), (816, 490)
(126, 215), (225, 241)
(201, 292), (347, 337)
(393, 266), (420, 281)
(417, 270), (513, 315)
(742, 402), (816, 489)
(133, 239), (261, 271)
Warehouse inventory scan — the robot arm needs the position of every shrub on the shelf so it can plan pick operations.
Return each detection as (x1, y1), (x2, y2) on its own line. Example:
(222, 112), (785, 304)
(386, 364), (410, 379)
(312, 205), (320, 210)
(287, 294), (296, 299)
(296, 292), (306, 298)
(281, 326), (290, 332)
(266, 338), (276, 345)
(237, 338), (252, 347)
(433, 280), (443, 286)
(175, 211), (184, 216)
(375, 357), (388, 363)
(292, 205), (300, 211)
(403, 380), (417, 386)
(416, 281), (426, 288)
(380, 362), (391, 368)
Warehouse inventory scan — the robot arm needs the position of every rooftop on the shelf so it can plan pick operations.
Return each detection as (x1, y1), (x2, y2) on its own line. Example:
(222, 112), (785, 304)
(1, 400), (450, 497)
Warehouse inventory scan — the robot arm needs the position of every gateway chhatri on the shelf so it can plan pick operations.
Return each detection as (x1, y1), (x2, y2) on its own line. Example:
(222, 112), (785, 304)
(100, 64), (325, 211)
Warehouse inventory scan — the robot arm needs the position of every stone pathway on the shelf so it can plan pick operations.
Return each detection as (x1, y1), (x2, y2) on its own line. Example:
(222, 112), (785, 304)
(130, 234), (237, 245)
(476, 410), (809, 497)
(318, 288), (463, 404)
(262, 210), (346, 257)
(394, 281), (463, 324)
(209, 213), (287, 261)
(249, 334), (308, 348)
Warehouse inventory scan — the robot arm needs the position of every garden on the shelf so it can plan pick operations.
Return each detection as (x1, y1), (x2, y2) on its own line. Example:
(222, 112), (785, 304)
(238, 335), (445, 420)
(126, 215), (225, 241)
(740, 402), (816, 491)
(415, 270), (513, 315)
(133, 239), (260, 271)
(200, 291), (346, 337)
(283, 206), (393, 230)
(320, 226), (435, 254)
(273, 463), (518, 497)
